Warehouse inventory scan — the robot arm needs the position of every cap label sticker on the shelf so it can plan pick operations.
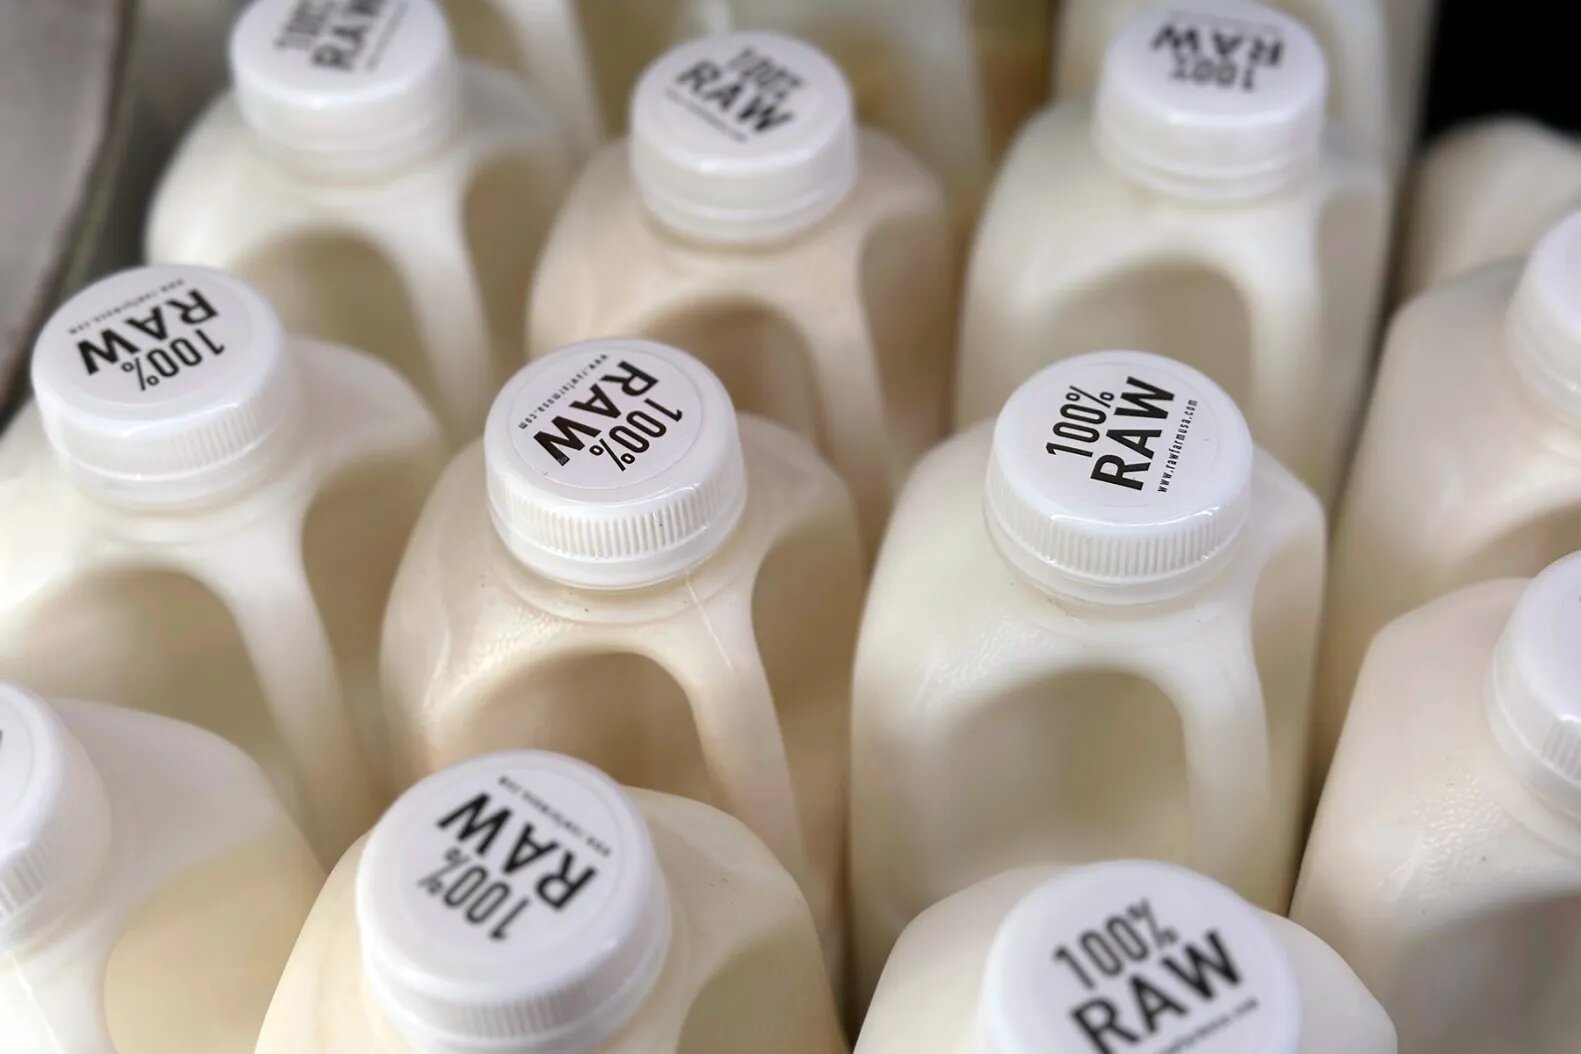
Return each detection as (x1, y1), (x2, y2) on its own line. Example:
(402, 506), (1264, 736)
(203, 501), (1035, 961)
(664, 44), (809, 144)
(270, 0), (406, 74)
(509, 349), (703, 490)
(406, 769), (618, 948)
(1050, 896), (1264, 1052)
(1149, 10), (1286, 92)
(59, 274), (249, 402)
(1036, 364), (1208, 503)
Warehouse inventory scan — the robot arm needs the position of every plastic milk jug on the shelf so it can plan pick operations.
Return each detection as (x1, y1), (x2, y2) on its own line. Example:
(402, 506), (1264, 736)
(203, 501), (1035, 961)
(1052, 0), (1433, 173)
(439, 0), (606, 156)
(255, 750), (848, 1054)
(958, 0), (1389, 506)
(0, 265), (447, 860)
(526, 31), (954, 547)
(0, 682), (325, 1054)
(1294, 554), (1581, 1054)
(1399, 118), (1581, 298)
(849, 350), (1325, 1008)
(857, 861), (1395, 1054)
(1312, 210), (1581, 778)
(146, 0), (577, 441)
(378, 339), (864, 984)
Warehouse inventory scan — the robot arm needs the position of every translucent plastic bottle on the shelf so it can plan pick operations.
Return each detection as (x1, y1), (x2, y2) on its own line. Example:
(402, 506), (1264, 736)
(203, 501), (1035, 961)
(850, 350), (1324, 1008)
(0, 681), (324, 1054)
(1399, 118), (1581, 298)
(439, 0), (606, 156)
(1294, 554), (1581, 1054)
(0, 265), (447, 860)
(379, 339), (864, 984)
(255, 750), (847, 1054)
(1052, 0), (1433, 173)
(857, 861), (1395, 1054)
(958, 0), (1389, 506)
(526, 31), (954, 546)
(146, 0), (577, 441)
(1313, 211), (1581, 778)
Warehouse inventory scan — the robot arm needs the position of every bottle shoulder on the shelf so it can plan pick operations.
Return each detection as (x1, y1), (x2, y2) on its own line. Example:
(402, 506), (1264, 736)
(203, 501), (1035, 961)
(1308, 579), (1581, 906)
(531, 133), (949, 328)
(148, 66), (572, 257)
(389, 416), (859, 637)
(859, 428), (1319, 675)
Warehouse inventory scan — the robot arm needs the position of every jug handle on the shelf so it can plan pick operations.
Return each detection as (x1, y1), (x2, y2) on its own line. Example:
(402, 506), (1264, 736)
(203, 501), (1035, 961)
(1156, 632), (1278, 906)
(373, 212), (502, 439)
(497, 0), (604, 154)
(793, 293), (906, 546)
(185, 533), (381, 863)
(662, 590), (812, 887)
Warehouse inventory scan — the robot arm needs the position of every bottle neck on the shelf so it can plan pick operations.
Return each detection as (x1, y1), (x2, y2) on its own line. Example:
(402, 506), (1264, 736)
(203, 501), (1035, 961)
(1091, 113), (1317, 204)
(246, 86), (464, 182)
(1505, 282), (1581, 425)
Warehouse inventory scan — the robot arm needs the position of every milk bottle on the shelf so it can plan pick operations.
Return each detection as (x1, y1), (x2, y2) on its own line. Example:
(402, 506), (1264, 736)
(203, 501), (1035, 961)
(1294, 554), (1581, 1054)
(1312, 210), (1581, 778)
(531, 0), (1047, 230)
(255, 750), (848, 1054)
(1399, 118), (1581, 298)
(379, 339), (864, 983)
(958, 0), (1389, 506)
(439, 0), (606, 156)
(0, 681), (325, 1054)
(0, 265), (446, 860)
(526, 31), (954, 546)
(850, 350), (1325, 1008)
(146, 0), (577, 441)
(857, 861), (1396, 1054)
(1052, 0), (1433, 173)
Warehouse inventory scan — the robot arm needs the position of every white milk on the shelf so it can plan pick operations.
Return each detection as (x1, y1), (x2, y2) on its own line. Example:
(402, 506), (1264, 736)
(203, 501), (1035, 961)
(0, 682), (325, 1054)
(146, 0), (577, 442)
(1399, 118), (1581, 298)
(1312, 211), (1581, 779)
(850, 350), (1325, 1009)
(1294, 554), (1581, 1054)
(526, 31), (953, 547)
(379, 339), (864, 986)
(256, 750), (847, 1054)
(959, 0), (1389, 506)
(857, 861), (1395, 1054)
(439, 0), (606, 156)
(0, 265), (446, 860)
(1052, 0), (1433, 173)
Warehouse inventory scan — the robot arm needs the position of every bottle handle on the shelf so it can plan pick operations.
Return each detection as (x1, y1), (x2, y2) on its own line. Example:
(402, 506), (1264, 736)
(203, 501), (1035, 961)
(662, 591), (812, 888)
(372, 213), (502, 440)
(1158, 632), (1280, 907)
(185, 534), (381, 862)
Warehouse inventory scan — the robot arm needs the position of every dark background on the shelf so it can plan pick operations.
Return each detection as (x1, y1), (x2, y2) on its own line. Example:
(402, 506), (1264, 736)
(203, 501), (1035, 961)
(1423, 1), (1580, 138)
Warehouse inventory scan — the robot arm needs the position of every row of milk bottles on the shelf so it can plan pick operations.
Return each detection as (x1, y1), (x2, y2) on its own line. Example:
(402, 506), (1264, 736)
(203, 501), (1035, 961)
(10, 0), (1581, 1051)
(139, 0), (1419, 523)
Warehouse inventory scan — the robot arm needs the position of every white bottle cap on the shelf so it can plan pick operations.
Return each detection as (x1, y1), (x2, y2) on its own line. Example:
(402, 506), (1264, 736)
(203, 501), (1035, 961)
(1094, 0), (1327, 200)
(629, 32), (859, 244)
(484, 340), (747, 589)
(1486, 553), (1581, 816)
(0, 684), (113, 951)
(1506, 211), (1581, 417)
(978, 861), (1301, 1054)
(357, 751), (670, 1054)
(30, 265), (304, 507)
(230, 0), (463, 175)
(985, 350), (1255, 603)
